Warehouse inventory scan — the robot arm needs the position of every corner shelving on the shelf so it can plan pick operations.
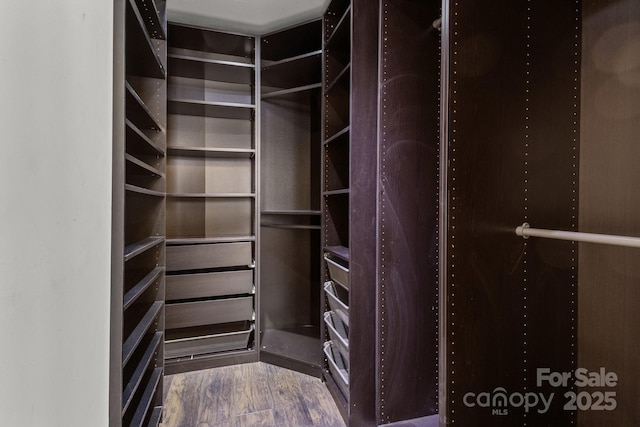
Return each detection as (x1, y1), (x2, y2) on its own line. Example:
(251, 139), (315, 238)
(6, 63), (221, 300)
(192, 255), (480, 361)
(259, 19), (323, 377)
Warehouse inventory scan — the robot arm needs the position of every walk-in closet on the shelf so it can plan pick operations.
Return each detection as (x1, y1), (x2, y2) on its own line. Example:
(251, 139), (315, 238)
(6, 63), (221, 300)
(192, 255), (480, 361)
(5, 0), (638, 426)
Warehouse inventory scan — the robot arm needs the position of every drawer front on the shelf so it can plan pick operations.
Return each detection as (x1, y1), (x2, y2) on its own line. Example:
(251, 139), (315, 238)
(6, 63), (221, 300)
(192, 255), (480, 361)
(166, 270), (253, 300)
(166, 296), (253, 328)
(166, 242), (252, 271)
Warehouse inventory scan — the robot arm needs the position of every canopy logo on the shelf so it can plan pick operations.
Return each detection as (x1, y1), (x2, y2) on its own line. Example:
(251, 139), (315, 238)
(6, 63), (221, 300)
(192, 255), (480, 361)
(463, 388), (553, 415)
(462, 367), (618, 416)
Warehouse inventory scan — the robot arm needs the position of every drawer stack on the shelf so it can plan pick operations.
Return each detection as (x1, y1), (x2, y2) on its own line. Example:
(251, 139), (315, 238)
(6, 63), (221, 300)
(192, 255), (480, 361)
(323, 254), (350, 399)
(164, 243), (255, 359)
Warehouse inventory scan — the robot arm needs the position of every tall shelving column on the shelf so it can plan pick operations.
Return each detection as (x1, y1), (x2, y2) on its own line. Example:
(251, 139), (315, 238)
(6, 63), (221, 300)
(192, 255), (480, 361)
(259, 20), (323, 376)
(164, 24), (259, 374)
(120, 0), (167, 426)
(322, 0), (439, 425)
(322, 0), (355, 421)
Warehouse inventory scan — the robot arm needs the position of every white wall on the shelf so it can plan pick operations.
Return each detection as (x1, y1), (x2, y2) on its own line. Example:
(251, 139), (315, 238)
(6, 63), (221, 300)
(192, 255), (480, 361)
(0, 1), (113, 426)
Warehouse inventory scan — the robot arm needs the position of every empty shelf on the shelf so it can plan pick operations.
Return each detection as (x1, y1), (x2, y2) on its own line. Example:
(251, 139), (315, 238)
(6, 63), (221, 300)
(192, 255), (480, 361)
(126, 82), (164, 130)
(122, 331), (163, 414)
(133, 0), (166, 40)
(167, 146), (255, 158)
(127, 366), (162, 427)
(124, 267), (164, 310)
(323, 189), (350, 196)
(168, 54), (254, 84)
(125, 154), (164, 177)
(262, 83), (322, 99)
(323, 125), (350, 146)
(168, 98), (255, 120)
(261, 223), (321, 230)
(166, 236), (256, 245)
(262, 210), (321, 216)
(167, 192), (255, 198)
(123, 301), (163, 366)
(124, 237), (164, 262)
(126, 0), (166, 79)
(126, 120), (165, 156)
(126, 184), (165, 197)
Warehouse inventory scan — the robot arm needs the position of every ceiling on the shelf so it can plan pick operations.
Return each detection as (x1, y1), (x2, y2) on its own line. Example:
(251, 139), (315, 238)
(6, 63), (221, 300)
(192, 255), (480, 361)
(167, 0), (331, 35)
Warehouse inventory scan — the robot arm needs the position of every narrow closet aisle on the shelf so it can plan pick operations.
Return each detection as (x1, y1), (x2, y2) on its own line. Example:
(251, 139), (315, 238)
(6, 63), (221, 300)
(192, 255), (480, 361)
(161, 363), (345, 427)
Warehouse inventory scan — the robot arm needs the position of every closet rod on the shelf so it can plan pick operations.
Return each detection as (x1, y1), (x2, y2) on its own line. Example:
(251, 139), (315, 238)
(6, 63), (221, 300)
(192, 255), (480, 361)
(515, 222), (640, 248)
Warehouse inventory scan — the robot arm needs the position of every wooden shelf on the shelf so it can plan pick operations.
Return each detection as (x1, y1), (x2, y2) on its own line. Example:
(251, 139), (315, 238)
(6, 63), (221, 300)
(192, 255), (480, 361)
(126, 184), (165, 198)
(168, 54), (254, 84)
(167, 146), (255, 158)
(133, 0), (166, 40)
(128, 366), (163, 427)
(125, 154), (164, 177)
(126, 82), (164, 131)
(262, 51), (322, 91)
(122, 331), (163, 414)
(169, 23), (255, 59)
(124, 267), (165, 310)
(167, 192), (255, 198)
(126, 120), (165, 156)
(166, 236), (256, 245)
(168, 98), (255, 120)
(261, 20), (322, 61)
(262, 210), (321, 216)
(324, 125), (350, 146)
(148, 406), (163, 427)
(124, 236), (165, 262)
(126, 0), (166, 79)
(323, 189), (350, 196)
(123, 301), (163, 366)
(326, 6), (351, 50)
(327, 63), (350, 93)
(261, 223), (321, 230)
(262, 83), (322, 99)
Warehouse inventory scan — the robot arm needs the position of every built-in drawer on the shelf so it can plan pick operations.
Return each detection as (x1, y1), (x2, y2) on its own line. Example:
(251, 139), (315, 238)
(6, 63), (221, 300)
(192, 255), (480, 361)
(324, 255), (349, 290)
(166, 270), (253, 300)
(324, 340), (349, 399)
(165, 322), (254, 359)
(324, 281), (349, 327)
(165, 296), (253, 329)
(166, 242), (252, 272)
(324, 311), (349, 368)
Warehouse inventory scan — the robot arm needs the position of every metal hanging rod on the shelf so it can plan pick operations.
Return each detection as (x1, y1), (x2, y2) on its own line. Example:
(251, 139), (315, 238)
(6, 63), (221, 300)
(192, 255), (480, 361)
(515, 222), (640, 249)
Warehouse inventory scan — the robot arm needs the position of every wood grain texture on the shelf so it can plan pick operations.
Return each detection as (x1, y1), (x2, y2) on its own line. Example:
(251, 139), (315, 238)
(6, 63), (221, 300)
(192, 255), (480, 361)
(579, 1), (640, 426)
(161, 362), (345, 427)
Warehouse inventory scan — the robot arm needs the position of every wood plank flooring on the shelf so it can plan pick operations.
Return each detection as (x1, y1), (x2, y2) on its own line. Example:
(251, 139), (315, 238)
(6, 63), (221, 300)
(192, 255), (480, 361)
(162, 362), (346, 427)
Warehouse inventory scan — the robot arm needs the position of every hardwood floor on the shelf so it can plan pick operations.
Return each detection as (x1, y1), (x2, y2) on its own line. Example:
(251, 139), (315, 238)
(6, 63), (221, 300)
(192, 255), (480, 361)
(162, 362), (346, 427)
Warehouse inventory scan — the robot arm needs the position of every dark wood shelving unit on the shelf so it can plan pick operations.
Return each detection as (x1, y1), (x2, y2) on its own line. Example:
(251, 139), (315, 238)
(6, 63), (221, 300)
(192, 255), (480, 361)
(259, 19), (323, 377)
(321, 1), (440, 425)
(113, 0), (167, 425)
(164, 23), (259, 374)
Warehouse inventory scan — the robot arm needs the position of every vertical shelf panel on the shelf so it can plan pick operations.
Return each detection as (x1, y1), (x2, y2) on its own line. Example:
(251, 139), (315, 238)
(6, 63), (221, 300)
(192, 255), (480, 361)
(376, 0), (440, 423)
